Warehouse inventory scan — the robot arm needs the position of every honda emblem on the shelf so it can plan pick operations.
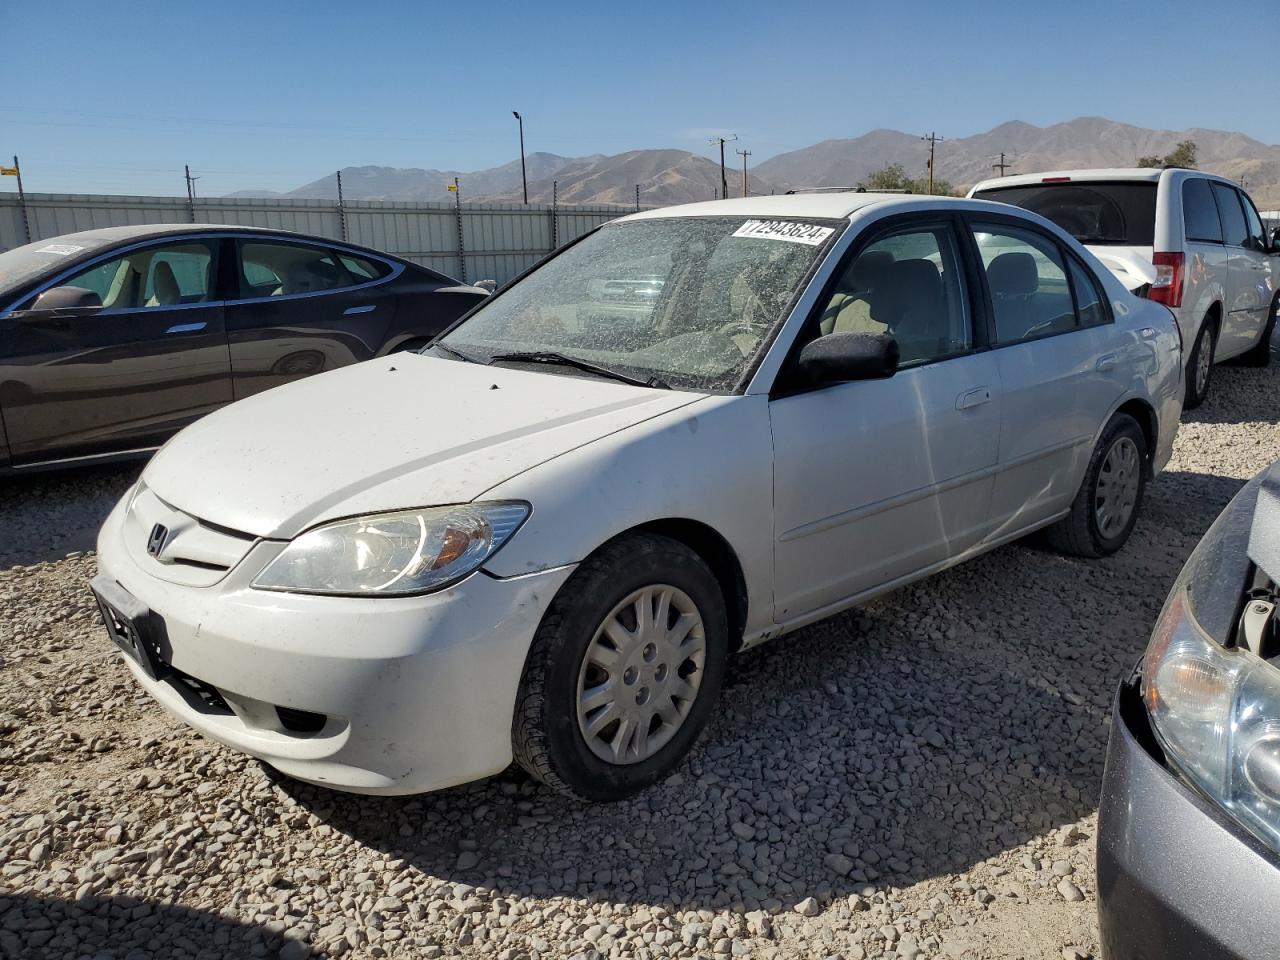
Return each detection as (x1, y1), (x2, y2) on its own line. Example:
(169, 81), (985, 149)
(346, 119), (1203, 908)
(146, 523), (169, 558)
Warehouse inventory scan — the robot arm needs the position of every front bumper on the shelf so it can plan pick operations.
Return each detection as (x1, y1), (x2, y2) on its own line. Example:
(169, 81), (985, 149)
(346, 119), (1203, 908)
(95, 494), (575, 795)
(1097, 676), (1280, 959)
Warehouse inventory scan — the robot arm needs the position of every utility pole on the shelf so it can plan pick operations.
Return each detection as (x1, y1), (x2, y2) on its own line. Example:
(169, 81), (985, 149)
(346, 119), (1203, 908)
(992, 152), (1013, 176)
(708, 134), (737, 202)
(183, 164), (199, 223)
(512, 111), (528, 204)
(551, 179), (558, 248)
(1, 155), (31, 243)
(635, 184), (640, 212)
(920, 132), (944, 194)
(451, 177), (466, 282)
(336, 170), (348, 241)
(736, 149), (752, 197)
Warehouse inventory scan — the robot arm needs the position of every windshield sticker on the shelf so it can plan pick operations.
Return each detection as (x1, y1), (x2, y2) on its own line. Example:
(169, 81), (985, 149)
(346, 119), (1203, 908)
(35, 243), (85, 256)
(732, 220), (834, 246)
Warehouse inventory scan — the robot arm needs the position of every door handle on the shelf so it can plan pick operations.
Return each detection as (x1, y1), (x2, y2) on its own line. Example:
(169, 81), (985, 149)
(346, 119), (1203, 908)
(165, 321), (207, 334)
(956, 386), (991, 410)
(1096, 353), (1118, 372)
(343, 304), (376, 316)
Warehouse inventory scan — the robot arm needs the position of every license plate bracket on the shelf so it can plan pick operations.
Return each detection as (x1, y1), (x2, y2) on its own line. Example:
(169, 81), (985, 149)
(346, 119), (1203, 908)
(90, 575), (169, 681)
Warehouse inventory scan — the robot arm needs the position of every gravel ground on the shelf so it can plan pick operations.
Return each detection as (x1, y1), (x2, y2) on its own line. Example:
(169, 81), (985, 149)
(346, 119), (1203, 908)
(3, 359), (1279, 960)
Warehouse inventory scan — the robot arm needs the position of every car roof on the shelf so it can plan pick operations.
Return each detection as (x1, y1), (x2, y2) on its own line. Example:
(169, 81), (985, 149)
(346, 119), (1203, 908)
(969, 167), (1243, 194)
(24, 222), (344, 248)
(618, 192), (1015, 223)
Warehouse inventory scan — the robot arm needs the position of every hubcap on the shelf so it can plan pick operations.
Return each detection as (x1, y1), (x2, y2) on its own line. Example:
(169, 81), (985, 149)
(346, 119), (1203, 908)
(576, 584), (706, 765)
(1094, 436), (1141, 538)
(1195, 329), (1212, 394)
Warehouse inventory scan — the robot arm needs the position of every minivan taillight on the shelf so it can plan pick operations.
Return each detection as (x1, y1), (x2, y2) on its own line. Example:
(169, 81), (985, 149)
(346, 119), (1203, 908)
(1149, 252), (1185, 308)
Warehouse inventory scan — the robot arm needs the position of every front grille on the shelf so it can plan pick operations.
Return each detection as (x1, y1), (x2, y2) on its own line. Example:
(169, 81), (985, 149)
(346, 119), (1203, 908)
(168, 667), (232, 715)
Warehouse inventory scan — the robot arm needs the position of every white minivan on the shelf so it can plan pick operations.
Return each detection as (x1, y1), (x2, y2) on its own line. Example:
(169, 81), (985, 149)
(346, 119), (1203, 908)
(970, 168), (1279, 408)
(92, 194), (1183, 801)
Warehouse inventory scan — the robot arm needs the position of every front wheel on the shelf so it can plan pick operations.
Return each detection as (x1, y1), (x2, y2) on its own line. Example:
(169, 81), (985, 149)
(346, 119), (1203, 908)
(512, 533), (728, 801)
(1183, 320), (1215, 410)
(1046, 413), (1147, 558)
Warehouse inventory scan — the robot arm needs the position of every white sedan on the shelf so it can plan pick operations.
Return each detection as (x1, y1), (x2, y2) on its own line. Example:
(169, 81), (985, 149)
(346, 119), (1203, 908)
(92, 193), (1184, 801)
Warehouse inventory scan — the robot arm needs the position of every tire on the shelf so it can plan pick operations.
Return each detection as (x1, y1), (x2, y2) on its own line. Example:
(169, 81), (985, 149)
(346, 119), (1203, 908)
(512, 533), (728, 801)
(1183, 319), (1215, 410)
(1046, 413), (1148, 558)
(1236, 296), (1278, 368)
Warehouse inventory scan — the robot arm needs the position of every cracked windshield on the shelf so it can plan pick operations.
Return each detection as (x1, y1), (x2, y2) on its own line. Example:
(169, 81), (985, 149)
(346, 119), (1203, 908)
(441, 216), (842, 390)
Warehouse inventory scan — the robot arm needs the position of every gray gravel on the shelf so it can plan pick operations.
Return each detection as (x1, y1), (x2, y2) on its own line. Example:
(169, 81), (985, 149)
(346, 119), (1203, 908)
(3, 359), (1280, 960)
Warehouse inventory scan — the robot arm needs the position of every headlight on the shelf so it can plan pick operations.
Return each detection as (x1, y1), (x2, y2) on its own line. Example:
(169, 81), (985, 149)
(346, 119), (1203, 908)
(252, 502), (529, 596)
(1145, 587), (1280, 854)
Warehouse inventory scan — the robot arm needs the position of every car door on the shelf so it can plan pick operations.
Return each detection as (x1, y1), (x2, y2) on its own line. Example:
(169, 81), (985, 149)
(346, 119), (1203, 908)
(1210, 182), (1268, 360)
(0, 237), (232, 464)
(224, 238), (399, 398)
(966, 217), (1132, 537)
(769, 216), (1002, 623)
(1238, 190), (1276, 352)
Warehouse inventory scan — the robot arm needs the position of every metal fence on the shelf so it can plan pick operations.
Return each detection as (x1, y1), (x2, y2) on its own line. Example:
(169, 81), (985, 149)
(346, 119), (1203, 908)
(0, 192), (639, 286)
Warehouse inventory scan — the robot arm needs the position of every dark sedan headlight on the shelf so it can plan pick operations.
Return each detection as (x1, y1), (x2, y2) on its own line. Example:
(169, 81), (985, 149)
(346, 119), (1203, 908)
(1143, 471), (1280, 854)
(252, 502), (529, 596)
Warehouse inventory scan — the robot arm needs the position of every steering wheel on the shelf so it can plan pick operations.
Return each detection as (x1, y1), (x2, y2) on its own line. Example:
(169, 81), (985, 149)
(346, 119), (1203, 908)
(717, 319), (764, 338)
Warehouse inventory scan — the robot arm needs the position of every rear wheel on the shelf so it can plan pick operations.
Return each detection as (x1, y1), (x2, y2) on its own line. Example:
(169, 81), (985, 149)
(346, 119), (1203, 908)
(1183, 319), (1215, 410)
(1236, 295), (1278, 368)
(1046, 413), (1147, 558)
(512, 533), (728, 801)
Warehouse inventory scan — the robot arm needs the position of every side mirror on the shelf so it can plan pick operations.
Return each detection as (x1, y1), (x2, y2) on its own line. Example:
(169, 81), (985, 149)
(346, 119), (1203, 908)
(797, 332), (899, 385)
(27, 285), (102, 316)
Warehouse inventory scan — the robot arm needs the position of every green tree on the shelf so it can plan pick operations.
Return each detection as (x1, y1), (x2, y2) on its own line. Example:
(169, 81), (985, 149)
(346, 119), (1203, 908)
(859, 162), (956, 196)
(1137, 140), (1197, 169)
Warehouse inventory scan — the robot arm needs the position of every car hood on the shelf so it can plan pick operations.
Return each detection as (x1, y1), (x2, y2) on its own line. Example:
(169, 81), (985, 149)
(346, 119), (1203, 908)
(142, 354), (704, 539)
(1250, 461), (1280, 586)
(1084, 244), (1156, 293)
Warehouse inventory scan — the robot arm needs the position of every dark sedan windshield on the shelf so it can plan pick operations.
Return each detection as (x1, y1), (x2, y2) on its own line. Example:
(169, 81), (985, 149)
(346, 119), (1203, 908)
(441, 216), (842, 391)
(0, 233), (119, 296)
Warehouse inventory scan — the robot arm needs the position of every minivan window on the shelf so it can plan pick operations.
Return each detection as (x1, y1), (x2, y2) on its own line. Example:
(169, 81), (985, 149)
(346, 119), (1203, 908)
(971, 182), (1157, 246)
(1211, 183), (1249, 247)
(1241, 192), (1268, 252)
(1182, 179), (1223, 244)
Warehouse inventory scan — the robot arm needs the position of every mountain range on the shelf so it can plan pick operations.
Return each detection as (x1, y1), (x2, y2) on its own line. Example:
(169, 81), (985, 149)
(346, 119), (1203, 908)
(229, 117), (1280, 208)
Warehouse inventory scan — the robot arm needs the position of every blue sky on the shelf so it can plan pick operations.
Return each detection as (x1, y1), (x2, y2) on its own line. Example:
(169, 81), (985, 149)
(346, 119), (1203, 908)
(2, 0), (1277, 196)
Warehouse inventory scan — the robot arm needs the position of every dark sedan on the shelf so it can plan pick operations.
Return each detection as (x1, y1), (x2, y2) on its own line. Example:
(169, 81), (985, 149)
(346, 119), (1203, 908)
(1099, 460), (1280, 959)
(0, 224), (487, 470)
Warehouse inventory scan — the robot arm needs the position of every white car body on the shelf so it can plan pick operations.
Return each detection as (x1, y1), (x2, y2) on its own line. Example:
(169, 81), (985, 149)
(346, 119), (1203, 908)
(94, 194), (1184, 795)
(969, 168), (1278, 375)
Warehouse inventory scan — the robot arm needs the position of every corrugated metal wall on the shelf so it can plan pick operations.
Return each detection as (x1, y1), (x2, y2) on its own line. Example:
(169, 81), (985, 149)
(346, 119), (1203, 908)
(0, 193), (637, 285)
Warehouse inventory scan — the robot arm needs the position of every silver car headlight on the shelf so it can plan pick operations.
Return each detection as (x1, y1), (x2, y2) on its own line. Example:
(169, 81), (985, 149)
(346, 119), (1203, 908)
(1143, 470), (1280, 855)
(252, 502), (529, 596)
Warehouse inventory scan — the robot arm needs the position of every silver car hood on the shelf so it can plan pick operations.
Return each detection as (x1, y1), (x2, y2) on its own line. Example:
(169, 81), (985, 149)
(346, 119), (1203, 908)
(1250, 461), (1280, 585)
(142, 354), (702, 539)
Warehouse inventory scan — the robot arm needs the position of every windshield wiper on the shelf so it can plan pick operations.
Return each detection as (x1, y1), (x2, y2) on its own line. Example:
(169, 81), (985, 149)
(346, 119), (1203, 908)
(427, 342), (481, 363)
(487, 351), (668, 389)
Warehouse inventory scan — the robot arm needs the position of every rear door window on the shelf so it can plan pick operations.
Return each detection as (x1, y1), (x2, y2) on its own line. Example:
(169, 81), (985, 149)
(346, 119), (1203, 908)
(971, 222), (1077, 344)
(1182, 179), (1223, 244)
(1211, 183), (1249, 248)
(1067, 257), (1109, 328)
(970, 182), (1157, 246)
(238, 241), (350, 298)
